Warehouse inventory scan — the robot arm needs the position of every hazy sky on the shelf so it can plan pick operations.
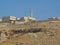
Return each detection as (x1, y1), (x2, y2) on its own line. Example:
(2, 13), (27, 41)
(0, 0), (60, 20)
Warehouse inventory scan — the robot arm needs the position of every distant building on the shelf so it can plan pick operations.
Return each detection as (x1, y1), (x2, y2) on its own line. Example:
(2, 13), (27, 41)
(20, 16), (36, 22)
(2, 9), (36, 24)
(15, 10), (36, 24)
(47, 17), (60, 23)
(2, 16), (16, 23)
(20, 9), (36, 22)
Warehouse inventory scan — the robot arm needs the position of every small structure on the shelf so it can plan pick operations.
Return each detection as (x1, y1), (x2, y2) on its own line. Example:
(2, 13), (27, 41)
(2, 16), (16, 24)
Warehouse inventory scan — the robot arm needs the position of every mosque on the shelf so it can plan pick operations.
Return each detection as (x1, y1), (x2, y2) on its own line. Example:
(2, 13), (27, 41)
(2, 10), (36, 24)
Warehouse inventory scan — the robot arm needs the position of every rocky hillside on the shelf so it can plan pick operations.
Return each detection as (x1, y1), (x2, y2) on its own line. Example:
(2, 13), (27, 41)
(0, 21), (60, 45)
(0, 28), (60, 45)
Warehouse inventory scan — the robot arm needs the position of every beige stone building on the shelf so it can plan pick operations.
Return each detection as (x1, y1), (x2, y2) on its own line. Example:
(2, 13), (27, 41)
(2, 16), (16, 23)
(19, 10), (36, 22)
(20, 16), (36, 22)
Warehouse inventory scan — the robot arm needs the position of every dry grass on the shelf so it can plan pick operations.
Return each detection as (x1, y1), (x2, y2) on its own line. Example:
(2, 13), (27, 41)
(0, 21), (60, 45)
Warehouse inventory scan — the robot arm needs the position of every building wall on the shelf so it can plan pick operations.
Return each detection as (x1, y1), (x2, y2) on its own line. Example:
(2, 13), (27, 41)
(2, 16), (16, 23)
(15, 21), (26, 24)
(9, 16), (16, 20)
(20, 16), (36, 22)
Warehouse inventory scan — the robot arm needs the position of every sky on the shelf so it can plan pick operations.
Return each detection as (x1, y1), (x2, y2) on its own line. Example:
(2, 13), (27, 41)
(0, 0), (60, 20)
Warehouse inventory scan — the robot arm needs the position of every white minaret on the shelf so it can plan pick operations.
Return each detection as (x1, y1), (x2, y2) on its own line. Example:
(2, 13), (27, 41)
(30, 9), (32, 17)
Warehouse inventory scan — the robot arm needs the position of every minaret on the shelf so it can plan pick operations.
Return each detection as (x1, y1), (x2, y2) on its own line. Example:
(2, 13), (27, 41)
(30, 9), (32, 17)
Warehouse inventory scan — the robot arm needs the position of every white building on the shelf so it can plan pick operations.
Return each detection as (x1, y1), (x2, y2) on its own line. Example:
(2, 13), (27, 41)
(2, 16), (16, 23)
(20, 16), (36, 22)
(20, 10), (36, 22)
(15, 10), (36, 24)
(47, 17), (60, 23)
